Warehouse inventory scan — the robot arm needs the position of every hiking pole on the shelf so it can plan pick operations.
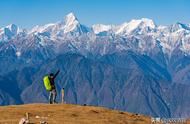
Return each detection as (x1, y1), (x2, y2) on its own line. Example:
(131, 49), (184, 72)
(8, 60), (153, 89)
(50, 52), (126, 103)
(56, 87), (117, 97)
(61, 88), (65, 103)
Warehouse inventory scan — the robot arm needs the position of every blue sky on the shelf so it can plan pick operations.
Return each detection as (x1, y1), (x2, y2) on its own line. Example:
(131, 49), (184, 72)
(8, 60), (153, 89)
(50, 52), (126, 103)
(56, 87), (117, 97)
(0, 0), (190, 29)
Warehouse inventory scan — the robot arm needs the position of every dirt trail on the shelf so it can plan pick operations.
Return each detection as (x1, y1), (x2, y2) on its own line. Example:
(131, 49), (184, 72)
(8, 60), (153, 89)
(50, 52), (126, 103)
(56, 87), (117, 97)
(0, 104), (189, 124)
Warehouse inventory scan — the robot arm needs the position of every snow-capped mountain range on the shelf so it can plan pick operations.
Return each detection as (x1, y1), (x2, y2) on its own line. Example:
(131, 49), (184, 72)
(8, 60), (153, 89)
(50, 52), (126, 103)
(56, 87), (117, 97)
(1, 12), (190, 56)
(0, 13), (190, 118)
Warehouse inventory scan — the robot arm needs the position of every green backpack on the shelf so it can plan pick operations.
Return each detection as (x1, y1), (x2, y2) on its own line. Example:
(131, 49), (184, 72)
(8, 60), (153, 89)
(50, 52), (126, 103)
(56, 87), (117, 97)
(43, 76), (52, 91)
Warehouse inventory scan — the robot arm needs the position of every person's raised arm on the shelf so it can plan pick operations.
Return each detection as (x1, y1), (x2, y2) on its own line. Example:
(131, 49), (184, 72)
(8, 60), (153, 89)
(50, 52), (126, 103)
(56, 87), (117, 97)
(53, 70), (60, 79)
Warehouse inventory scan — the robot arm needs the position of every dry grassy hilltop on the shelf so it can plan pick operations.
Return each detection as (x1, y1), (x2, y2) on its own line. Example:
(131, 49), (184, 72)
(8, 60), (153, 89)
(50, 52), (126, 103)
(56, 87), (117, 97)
(0, 104), (189, 124)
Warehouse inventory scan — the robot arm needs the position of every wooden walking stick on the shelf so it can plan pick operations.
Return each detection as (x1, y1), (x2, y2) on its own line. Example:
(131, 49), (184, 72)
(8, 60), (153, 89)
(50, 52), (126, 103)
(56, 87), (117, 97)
(61, 88), (65, 103)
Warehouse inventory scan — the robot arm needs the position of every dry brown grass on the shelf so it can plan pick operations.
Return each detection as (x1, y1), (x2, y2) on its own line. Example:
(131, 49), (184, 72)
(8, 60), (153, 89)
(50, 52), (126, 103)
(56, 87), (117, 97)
(0, 104), (189, 124)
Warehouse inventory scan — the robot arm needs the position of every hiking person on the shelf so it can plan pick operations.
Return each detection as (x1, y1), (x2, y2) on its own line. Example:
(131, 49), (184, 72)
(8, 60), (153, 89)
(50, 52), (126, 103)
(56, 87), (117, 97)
(49, 70), (60, 104)
(43, 70), (60, 104)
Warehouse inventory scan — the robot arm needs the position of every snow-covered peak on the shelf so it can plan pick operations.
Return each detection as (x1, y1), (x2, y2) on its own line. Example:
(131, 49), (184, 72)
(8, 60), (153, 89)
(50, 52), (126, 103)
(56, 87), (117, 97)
(30, 13), (79, 34)
(65, 13), (78, 23)
(0, 24), (19, 41)
(140, 18), (156, 28)
(64, 13), (80, 33)
(29, 12), (90, 38)
(170, 22), (190, 32)
(92, 24), (113, 34)
(30, 23), (56, 34)
(6, 23), (18, 29)
(116, 18), (156, 34)
(6, 24), (19, 35)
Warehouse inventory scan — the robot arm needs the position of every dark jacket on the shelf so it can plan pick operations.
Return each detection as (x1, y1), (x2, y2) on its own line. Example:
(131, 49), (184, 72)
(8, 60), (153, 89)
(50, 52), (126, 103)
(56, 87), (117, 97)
(49, 70), (60, 90)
